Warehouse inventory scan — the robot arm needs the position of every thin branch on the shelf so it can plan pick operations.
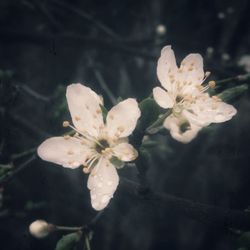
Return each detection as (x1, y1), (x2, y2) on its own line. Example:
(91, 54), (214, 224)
(0, 155), (37, 185)
(50, 0), (120, 40)
(87, 57), (117, 105)
(216, 73), (250, 84)
(0, 30), (156, 60)
(20, 84), (51, 102)
(119, 178), (250, 231)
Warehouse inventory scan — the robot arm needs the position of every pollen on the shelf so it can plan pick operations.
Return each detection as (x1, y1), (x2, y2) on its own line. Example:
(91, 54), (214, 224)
(205, 71), (211, 77)
(67, 150), (74, 155)
(63, 121), (69, 127)
(96, 109), (101, 114)
(74, 116), (81, 121)
(208, 80), (216, 89)
(64, 135), (71, 140)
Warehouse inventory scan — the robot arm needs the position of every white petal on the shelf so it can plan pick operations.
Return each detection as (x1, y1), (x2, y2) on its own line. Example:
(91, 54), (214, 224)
(66, 83), (104, 137)
(164, 115), (202, 143)
(37, 137), (91, 168)
(187, 95), (237, 125)
(87, 158), (119, 210)
(157, 45), (178, 91)
(153, 87), (174, 109)
(112, 143), (138, 162)
(179, 53), (204, 86)
(106, 98), (141, 139)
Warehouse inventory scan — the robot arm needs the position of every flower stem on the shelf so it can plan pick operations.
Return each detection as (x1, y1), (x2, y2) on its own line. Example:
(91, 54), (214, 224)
(55, 225), (83, 231)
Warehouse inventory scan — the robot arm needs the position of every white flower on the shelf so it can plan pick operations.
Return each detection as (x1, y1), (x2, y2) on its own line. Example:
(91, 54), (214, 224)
(29, 220), (52, 238)
(38, 83), (141, 210)
(153, 45), (237, 143)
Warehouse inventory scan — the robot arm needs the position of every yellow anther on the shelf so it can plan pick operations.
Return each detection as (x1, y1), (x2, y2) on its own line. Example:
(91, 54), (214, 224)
(63, 121), (69, 127)
(83, 167), (90, 174)
(208, 80), (216, 89)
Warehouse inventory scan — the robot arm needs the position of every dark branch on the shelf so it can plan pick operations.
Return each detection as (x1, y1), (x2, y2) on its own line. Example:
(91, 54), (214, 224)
(120, 178), (250, 231)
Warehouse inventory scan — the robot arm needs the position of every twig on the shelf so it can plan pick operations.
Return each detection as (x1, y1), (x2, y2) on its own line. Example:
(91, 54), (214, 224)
(20, 84), (51, 102)
(32, 0), (63, 31)
(11, 147), (36, 160)
(216, 73), (250, 84)
(87, 57), (117, 105)
(50, 0), (120, 40)
(119, 177), (250, 231)
(0, 155), (37, 185)
(0, 30), (156, 60)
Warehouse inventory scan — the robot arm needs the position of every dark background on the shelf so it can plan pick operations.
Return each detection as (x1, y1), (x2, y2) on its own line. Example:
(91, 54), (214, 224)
(0, 0), (250, 249)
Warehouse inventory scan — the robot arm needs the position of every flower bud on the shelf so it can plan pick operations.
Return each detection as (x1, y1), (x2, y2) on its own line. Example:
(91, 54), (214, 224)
(29, 220), (53, 239)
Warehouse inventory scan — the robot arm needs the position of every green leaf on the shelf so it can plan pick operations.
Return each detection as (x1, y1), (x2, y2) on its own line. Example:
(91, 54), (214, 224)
(110, 156), (124, 169)
(238, 232), (250, 248)
(218, 84), (248, 102)
(138, 98), (160, 131)
(100, 104), (108, 123)
(55, 232), (82, 250)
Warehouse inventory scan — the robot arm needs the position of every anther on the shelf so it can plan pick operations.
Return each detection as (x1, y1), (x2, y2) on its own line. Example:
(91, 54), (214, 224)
(208, 80), (216, 89)
(205, 71), (211, 77)
(64, 135), (71, 140)
(63, 121), (69, 127)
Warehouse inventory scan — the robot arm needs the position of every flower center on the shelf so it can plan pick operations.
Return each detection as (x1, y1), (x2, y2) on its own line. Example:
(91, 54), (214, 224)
(179, 120), (191, 134)
(95, 139), (110, 154)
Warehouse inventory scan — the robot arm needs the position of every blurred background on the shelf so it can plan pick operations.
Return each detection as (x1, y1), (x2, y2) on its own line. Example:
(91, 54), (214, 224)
(0, 0), (250, 249)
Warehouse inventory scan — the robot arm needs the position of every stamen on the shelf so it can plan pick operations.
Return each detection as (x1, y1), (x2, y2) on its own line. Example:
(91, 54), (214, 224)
(63, 121), (69, 127)
(208, 80), (216, 89)
(63, 135), (71, 140)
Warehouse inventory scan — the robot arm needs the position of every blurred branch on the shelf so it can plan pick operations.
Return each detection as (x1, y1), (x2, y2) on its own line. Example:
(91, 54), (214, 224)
(87, 57), (117, 105)
(0, 30), (156, 60)
(20, 84), (51, 102)
(11, 147), (36, 161)
(0, 154), (37, 185)
(120, 177), (250, 231)
(216, 73), (250, 84)
(50, 0), (121, 40)
(32, 0), (63, 32)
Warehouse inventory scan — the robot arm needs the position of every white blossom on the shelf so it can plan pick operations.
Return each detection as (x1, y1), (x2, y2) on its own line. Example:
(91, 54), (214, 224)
(153, 46), (237, 143)
(38, 83), (140, 210)
(29, 220), (51, 238)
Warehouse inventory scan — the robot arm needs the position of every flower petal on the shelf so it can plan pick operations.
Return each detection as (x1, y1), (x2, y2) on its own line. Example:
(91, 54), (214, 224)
(112, 142), (138, 162)
(153, 87), (174, 109)
(106, 98), (141, 139)
(87, 157), (119, 210)
(186, 95), (237, 125)
(157, 45), (178, 91)
(179, 53), (204, 86)
(164, 115), (202, 143)
(37, 137), (91, 168)
(66, 83), (104, 137)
